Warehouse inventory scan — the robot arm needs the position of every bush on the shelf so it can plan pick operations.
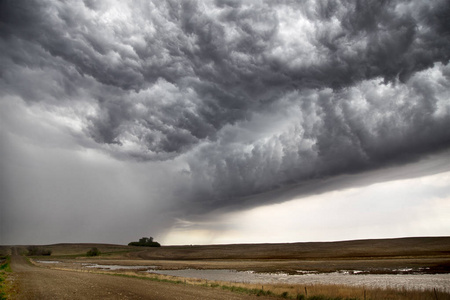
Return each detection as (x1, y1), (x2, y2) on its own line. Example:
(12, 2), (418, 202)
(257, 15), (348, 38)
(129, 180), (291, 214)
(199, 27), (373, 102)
(26, 246), (52, 256)
(86, 247), (100, 257)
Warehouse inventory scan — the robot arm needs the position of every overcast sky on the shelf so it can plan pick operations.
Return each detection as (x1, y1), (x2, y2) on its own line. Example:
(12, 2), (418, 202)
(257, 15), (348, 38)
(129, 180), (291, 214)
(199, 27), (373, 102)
(1, 0), (450, 245)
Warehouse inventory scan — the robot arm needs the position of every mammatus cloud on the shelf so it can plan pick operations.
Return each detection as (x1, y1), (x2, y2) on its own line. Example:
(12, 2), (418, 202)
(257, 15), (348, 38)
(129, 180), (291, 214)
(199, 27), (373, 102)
(1, 0), (450, 224)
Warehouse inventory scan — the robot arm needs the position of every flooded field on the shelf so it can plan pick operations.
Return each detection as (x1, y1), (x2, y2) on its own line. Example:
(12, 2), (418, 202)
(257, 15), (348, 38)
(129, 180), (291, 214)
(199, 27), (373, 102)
(147, 268), (450, 292)
(35, 260), (156, 271)
(35, 260), (450, 292)
(83, 263), (157, 270)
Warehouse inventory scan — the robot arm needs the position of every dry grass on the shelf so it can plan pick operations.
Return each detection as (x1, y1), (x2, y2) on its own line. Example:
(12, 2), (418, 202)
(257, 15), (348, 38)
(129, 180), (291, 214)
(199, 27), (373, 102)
(28, 254), (450, 300)
(206, 281), (450, 300)
(116, 273), (450, 300)
(131, 237), (450, 260)
(11, 244), (132, 258)
(28, 260), (450, 300)
(10, 237), (450, 275)
(0, 248), (10, 257)
(43, 266), (450, 300)
(6, 237), (450, 299)
(129, 237), (450, 275)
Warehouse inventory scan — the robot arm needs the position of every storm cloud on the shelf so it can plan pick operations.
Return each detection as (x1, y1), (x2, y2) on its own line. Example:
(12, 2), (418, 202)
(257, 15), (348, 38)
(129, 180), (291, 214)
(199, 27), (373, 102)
(1, 0), (450, 243)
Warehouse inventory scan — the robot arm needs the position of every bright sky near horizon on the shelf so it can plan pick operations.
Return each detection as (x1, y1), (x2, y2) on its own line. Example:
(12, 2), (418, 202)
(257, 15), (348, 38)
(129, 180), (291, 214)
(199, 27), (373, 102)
(164, 169), (450, 245)
(1, 0), (450, 245)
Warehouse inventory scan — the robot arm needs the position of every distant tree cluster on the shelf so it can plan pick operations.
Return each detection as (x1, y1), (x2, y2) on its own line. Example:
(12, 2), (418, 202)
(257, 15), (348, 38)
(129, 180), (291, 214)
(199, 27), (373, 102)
(128, 237), (161, 247)
(86, 247), (101, 257)
(26, 246), (52, 256)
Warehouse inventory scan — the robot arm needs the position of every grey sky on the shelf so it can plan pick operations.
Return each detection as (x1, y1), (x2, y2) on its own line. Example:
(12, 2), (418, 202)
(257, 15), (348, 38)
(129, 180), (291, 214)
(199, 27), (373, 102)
(1, 0), (449, 245)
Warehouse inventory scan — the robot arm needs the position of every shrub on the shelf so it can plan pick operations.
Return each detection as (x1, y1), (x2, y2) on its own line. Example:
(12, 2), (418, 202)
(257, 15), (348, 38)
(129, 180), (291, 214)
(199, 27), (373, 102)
(41, 249), (52, 256)
(26, 246), (52, 256)
(86, 247), (100, 257)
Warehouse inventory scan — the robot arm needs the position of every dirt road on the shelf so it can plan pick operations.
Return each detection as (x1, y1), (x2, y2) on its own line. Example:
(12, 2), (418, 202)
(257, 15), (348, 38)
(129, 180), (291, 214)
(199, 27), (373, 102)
(10, 249), (274, 300)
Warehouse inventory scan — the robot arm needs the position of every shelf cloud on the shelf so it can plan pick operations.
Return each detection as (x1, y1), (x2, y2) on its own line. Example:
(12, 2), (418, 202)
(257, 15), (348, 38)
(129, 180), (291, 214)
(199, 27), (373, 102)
(1, 0), (449, 244)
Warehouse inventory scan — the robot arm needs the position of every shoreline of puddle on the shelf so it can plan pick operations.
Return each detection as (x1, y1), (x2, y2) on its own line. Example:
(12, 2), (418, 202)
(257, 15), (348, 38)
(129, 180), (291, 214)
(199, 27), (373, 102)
(35, 260), (450, 292)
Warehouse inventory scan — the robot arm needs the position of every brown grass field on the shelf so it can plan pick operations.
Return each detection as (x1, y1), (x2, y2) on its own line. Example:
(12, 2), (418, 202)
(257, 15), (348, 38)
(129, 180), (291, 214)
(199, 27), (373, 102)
(132, 237), (450, 260)
(3, 237), (450, 299)
(127, 236), (450, 274)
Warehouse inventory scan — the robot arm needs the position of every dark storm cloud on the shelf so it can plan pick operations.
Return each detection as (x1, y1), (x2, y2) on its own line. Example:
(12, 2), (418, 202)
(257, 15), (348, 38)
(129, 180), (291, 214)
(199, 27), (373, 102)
(183, 72), (450, 209)
(1, 0), (450, 214)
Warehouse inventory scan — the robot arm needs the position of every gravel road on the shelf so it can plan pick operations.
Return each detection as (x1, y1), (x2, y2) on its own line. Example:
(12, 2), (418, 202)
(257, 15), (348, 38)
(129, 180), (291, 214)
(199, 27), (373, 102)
(10, 249), (275, 300)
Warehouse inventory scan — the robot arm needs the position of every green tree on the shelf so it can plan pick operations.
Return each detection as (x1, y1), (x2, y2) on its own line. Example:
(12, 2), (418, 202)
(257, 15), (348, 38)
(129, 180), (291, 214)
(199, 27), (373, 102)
(129, 237), (160, 247)
(138, 237), (154, 244)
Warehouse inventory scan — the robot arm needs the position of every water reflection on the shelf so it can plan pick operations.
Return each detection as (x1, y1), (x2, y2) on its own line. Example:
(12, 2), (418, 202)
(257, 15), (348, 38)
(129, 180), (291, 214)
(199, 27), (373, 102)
(82, 263), (156, 270)
(36, 260), (61, 264)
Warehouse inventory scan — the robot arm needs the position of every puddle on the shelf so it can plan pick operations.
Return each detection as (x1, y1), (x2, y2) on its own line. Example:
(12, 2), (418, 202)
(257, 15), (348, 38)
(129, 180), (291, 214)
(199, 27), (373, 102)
(82, 263), (157, 271)
(36, 260), (60, 264)
(296, 270), (318, 274)
(394, 268), (413, 272)
(148, 269), (259, 283)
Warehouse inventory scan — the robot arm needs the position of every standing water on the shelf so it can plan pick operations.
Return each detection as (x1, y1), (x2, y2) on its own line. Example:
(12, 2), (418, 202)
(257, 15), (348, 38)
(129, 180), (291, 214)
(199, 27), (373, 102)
(147, 268), (450, 292)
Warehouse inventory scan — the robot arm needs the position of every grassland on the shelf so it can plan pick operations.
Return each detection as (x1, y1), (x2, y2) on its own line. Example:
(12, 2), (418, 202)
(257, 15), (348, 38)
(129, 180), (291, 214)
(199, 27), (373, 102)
(10, 243), (131, 258)
(13, 237), (450, 274)
(128, 236), (450, 275)
(132, 236), (450, 260)
(5, 237), (450, 299)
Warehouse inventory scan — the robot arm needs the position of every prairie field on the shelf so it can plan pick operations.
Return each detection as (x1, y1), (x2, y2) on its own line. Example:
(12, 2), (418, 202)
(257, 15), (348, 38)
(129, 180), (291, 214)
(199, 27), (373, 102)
(7, 237), (449, 299)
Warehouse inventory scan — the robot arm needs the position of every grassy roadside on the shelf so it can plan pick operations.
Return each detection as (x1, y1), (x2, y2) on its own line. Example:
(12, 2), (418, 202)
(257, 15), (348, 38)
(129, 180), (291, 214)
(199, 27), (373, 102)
(23, 239), (450, 300)
(28, 249), (136, 260)
(0, 255), (13, 300)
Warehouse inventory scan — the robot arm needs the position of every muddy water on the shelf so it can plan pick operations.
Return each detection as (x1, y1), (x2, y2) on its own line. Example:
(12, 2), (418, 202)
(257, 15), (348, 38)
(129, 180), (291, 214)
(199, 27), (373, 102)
(36, 260), (61, 264)
(82, 263), (157, 270)
(148, 269), (450, 292)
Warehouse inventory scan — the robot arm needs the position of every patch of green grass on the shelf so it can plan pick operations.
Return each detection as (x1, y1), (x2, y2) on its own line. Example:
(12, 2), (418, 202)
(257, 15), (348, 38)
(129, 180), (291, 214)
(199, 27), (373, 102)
(0, 256), (12, 299)
(0, 257), (11, 273)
